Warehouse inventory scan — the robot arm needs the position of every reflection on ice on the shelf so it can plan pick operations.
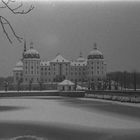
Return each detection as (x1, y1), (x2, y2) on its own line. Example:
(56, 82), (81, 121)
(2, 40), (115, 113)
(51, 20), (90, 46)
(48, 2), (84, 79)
(4, 135), (48, 140)
(11, 135), (47, 140)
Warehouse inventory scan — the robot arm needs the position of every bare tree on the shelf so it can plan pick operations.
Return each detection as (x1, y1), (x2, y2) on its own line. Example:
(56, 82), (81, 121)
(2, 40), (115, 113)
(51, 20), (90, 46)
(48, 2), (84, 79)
(38, 79), (44, 91)
(17, 78), (22, 91)
(133, 70), (137, 91)
(0, 0), (34, 44)
(29, 79), (33, 91)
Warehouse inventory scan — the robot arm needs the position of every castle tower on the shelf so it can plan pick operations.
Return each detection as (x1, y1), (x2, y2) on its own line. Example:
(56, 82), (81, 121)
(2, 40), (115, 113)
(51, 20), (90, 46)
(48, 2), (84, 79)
(87, 43), (106, 89)
(22, 42), (41, 85)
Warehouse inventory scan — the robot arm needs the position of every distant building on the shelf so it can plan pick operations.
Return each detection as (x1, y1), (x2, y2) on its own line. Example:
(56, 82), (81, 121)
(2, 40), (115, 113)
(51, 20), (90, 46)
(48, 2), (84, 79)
(13, 42), (107, 89)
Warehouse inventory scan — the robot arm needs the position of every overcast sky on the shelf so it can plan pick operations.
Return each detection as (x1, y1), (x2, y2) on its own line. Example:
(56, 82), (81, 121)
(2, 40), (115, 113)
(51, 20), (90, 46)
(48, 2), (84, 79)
(0, 0), (140, 76)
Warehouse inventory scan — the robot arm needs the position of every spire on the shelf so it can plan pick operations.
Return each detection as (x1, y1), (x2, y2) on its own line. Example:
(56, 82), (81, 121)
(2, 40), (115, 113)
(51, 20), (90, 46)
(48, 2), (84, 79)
(94, 43), (97, 50)
(56, 52), (60, 56)
(24, 39), (26, 52)
(79, 51), (82, 57)
(22, 39), (26, 59)
(30, 41), (33, 49)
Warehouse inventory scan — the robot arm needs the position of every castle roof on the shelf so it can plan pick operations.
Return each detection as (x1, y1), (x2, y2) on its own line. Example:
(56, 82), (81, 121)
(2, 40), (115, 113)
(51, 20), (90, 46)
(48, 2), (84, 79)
(51, 54), (70, 63)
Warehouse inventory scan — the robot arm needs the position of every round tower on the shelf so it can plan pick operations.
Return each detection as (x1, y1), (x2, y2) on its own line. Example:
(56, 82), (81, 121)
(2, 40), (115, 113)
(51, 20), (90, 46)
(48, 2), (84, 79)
(22, 42), (41, 85)
(87, 43), (106, 89)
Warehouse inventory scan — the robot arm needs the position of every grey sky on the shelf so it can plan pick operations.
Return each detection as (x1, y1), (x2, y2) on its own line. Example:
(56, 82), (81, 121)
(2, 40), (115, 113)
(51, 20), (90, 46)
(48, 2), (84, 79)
(0, 1), (140, 76)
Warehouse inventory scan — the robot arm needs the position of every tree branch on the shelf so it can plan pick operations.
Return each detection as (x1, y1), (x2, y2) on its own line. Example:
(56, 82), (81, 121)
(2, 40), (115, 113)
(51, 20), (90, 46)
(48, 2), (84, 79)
(12, 2), (23, 11)
(0, 0), (10, 8)
(0, 16), (23, 44)
(0, 0), (34, 43)
(1, 0), (34, 15)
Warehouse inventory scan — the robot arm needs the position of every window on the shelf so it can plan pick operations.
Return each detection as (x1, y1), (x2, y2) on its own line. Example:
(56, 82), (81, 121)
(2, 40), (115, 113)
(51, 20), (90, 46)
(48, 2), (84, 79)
(69, 86), (71, 90)
(62, 86), (65, 91)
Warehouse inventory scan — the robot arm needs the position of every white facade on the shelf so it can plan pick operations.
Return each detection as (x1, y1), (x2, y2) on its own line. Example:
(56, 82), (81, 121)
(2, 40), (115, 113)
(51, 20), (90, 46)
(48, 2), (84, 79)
(13, 42), (107, 86)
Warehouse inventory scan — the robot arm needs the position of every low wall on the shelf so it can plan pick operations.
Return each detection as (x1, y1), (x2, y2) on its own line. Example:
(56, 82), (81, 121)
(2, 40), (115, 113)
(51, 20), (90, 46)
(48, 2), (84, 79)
(86, 90), (140, 103)
(59, 91), (85, 97)
(0, 90), (59, 97)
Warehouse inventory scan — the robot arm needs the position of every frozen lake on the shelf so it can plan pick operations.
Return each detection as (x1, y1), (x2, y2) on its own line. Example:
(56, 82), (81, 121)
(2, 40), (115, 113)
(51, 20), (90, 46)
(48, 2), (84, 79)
(0, 96), (140, 140)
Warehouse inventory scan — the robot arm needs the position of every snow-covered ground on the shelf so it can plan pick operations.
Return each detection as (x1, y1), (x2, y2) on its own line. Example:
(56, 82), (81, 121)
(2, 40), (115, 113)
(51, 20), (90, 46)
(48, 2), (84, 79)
(0, 96), (140, 139)
(0, 96), (140, 129)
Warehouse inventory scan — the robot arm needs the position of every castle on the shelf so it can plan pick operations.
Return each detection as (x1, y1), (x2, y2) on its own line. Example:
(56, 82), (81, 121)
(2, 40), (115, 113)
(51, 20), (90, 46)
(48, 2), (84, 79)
(13, 42), (107, 89)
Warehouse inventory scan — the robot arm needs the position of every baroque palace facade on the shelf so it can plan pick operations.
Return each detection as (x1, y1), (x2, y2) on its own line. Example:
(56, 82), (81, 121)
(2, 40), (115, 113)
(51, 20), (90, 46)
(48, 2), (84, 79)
(13, 42), (107, 88)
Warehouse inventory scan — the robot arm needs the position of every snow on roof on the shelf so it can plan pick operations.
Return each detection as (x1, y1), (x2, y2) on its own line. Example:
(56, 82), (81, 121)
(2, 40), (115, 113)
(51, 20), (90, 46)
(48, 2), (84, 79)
(71, 61), (87, 66)
(25, 49), (39, 55)
(13, 67), (23, 71)
(40, 61), (50, 66)
(58, 80), (75, 86)
(51, 54), (70, 63)
(13, 60), (23, 71)
(76, 85), (87, 90)
(76, 57), (86, 62)
(15, 60), (23, 67)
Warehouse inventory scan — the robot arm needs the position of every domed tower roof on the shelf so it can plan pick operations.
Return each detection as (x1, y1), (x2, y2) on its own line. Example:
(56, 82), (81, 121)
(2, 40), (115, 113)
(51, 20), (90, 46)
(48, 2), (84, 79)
(13, 60), (23, 71)
(88, 43), (103, 59)
(16, 60), (23, 67)
(76, 52), (86, 62)
(23, 42), (40, 59)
